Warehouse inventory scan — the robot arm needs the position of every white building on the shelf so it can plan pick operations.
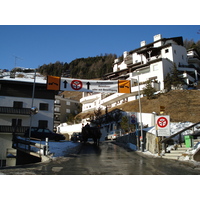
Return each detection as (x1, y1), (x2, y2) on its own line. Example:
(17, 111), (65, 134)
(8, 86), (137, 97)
(0, 75), (55, 166)
(80, 34), (200, 113)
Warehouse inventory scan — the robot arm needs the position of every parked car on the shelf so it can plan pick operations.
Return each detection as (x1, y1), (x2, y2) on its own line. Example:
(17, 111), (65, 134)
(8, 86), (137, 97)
(71, 132), (82, 142)
(106, 131), (118, 140)
(24, 128), (65, 141)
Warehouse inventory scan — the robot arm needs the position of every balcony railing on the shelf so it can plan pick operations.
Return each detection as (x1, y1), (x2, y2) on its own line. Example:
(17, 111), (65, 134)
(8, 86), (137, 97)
(0, 107), (31, 115)
(0, 126), (32, 133)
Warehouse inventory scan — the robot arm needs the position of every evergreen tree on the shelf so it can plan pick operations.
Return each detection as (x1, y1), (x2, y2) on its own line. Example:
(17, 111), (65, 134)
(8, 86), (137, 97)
(120, 116), (129, 133)
(142, 80), (156, 99)
(164, 63), (185, 91)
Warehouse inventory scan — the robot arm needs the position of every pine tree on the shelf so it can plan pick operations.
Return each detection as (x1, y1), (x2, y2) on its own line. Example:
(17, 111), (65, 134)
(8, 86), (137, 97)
(142, 80), (156, 99)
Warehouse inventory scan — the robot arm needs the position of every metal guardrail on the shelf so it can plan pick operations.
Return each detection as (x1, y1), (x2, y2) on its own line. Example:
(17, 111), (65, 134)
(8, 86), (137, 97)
(161, 122), (200, 144)
(12, 135), (49, 157)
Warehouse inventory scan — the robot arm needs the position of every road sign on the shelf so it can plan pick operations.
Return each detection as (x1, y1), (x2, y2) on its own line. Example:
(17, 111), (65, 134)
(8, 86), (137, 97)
(47, 76), (131, 93)
(118, 80), (131, 93)
(60, 78), (119, 93)
(47, 76), (60, 90)
(155, 115), (170, 136)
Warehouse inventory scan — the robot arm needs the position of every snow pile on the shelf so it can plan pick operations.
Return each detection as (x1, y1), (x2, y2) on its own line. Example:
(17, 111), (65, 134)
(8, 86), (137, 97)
(15, 136), (81, 158)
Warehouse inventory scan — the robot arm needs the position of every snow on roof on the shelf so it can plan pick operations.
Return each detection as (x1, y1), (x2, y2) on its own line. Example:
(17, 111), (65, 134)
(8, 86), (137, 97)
(0, 72), (47, 84)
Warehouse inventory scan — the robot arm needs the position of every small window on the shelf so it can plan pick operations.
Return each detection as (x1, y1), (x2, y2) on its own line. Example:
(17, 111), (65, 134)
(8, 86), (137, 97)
(13, 101), (23, 108)
(165, 49), (169, 53)
(38, 120), (48, 128)
(174, 50), (176, 54)
(66, 109), (70, 113)
(153, 64), (159, 71)
(39, 103), (49, 111)
(66, 101), (70, 106)
(12, 119), (22, 126)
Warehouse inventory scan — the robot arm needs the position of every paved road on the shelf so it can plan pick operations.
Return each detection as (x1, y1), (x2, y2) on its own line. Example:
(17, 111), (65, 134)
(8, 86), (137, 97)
(1, 142), (200, 175)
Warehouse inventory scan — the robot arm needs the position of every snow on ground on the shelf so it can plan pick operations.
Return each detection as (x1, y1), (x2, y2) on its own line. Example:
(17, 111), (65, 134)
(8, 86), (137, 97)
(16, 137), (81, 158)
(47, 140), (81, 157)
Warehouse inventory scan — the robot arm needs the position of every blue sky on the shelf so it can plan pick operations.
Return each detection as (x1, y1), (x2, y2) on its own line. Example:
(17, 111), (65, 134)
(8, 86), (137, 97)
(0, 25), (200, 70)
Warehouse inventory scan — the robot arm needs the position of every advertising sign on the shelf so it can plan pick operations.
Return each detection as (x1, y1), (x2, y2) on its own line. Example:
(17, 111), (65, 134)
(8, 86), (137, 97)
(155, 115), (170, 136)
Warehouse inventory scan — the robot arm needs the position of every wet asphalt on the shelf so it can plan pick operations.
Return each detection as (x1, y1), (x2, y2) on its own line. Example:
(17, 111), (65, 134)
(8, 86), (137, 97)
(1, 141), (200, 175)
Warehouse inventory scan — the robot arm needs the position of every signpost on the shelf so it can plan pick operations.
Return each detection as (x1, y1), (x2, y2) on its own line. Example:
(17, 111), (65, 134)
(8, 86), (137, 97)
(47, 76), (131, 93)
(155, 115), (170, 136)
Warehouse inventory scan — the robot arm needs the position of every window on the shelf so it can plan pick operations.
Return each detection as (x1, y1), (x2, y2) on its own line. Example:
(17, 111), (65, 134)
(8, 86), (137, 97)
(66, 109), (70, 113)
(174, 50), (176, 54)
(13, 101), (23, 108)
(12, 119), (22, 126)
(38, 120), (48, 128)
(39, 103), (49, 111)
(153, 64), (159, 71)
(66, 101), (70, 106)
(165, 49), (169, 53)
(137, 67), (150, 75)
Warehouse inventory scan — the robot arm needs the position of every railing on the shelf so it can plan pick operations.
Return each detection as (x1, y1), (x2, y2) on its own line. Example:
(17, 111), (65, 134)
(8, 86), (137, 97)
(0, 126), (30, 133)
(12, 135), (49, 157)
(161, 122), (200, 153)
(161, 122), (200, 144)
(0, 106), (31, 115)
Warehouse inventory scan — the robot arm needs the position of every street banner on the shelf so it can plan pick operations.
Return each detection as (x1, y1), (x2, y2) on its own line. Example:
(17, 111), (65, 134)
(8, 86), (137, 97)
(47, 76), (131, 93)
(155, 115), (170, 136)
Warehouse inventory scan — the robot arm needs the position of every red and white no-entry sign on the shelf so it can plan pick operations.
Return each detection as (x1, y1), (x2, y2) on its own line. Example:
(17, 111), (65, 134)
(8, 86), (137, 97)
(155, 115), (170, 136)
(157, 117), (168, 128)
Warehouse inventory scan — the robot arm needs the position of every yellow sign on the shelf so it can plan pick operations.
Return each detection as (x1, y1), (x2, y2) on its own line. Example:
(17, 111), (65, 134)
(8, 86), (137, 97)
(118, 80), (131, 93)
(47, 76), (60, 90)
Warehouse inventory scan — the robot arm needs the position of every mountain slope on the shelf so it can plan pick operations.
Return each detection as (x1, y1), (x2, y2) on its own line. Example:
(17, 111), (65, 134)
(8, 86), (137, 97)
(110, 90), (200, 123)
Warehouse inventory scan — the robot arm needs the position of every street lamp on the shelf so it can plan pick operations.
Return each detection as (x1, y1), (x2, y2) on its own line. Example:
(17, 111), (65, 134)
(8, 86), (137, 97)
(152, 111), (160, 155)
(28, 70), (37, 140)
(131, 75), (144, 152)
(137, 74), (144, 152)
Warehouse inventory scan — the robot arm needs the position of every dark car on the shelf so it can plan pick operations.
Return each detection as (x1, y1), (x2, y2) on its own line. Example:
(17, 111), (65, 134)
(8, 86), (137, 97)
(24, 128), (65, 141)
(71, 132), (82, 142)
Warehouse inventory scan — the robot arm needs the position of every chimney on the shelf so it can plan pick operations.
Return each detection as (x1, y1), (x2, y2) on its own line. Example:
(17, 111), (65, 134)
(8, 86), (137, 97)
(123, 51), (128, 59)
(154, 34), (162, 42)
(140, 41), (146, 47)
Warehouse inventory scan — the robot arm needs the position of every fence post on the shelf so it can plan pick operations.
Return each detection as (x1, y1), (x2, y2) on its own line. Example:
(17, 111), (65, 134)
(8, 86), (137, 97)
(45, 138), (49, 155)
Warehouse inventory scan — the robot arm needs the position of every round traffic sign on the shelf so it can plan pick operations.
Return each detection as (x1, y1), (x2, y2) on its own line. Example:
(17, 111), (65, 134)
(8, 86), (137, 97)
(130, 114), (136, 124)
(71, 80), (83, 90)
(157, 117), (168, 128)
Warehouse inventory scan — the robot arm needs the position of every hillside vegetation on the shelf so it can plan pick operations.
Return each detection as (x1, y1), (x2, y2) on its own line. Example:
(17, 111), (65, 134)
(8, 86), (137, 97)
(38, 54), (116, 79)
(112, 90), (200, 123)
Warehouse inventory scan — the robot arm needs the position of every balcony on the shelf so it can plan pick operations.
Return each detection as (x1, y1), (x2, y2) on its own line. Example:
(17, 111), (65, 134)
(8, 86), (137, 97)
(124, 55), (133, 65)
(0, 125), (32, 134)
(0, 106), (31, 116)
(80, 94), (101, 104)
(101, 93), (133, 106)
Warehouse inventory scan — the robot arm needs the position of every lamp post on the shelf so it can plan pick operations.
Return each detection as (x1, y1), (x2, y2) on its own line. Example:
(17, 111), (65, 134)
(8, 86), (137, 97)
(152, 112), (160, 155)
(28, 70), (37, 141)
(137, 75), (144, 152)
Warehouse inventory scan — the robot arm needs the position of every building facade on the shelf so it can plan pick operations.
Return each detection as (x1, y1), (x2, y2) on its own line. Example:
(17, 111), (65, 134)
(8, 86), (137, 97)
(0, 77), (55, 166)
(80, 34), (200, 113)
(54, 94), (81, 128)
